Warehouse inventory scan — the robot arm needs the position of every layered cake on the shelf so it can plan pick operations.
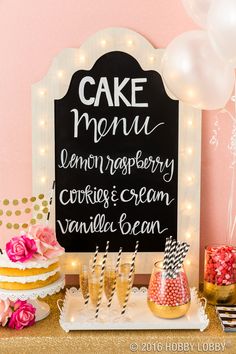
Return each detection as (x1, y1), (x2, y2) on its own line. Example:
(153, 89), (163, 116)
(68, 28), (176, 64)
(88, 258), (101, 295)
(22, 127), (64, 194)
(0, 225), (64, 290)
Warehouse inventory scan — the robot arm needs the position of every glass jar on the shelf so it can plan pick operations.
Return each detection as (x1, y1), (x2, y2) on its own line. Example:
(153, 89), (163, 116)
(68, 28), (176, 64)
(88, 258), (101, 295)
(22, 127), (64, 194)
(147, 261), (191, 319)
(203, 244), (236, 305)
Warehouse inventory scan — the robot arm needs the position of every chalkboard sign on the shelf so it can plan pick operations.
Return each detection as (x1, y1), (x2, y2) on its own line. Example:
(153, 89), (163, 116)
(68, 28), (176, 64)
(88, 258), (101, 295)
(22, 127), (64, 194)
(55, 51), (179, 252)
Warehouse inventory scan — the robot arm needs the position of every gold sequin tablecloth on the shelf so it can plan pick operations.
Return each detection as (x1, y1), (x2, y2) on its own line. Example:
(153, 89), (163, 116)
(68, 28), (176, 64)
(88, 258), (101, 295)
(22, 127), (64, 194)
(0, 289), (235, 354)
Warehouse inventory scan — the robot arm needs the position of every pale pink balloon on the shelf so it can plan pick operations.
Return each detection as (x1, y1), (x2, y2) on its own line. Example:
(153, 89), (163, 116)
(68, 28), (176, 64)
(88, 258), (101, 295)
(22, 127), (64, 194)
(208, 0), (236, 67)
(161, 31), (234, 110)
(182, 0), (213, 28)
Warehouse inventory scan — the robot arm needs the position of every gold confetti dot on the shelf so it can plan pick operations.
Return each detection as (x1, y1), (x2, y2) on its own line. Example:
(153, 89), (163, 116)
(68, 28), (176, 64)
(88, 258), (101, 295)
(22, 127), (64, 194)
(22, 223), (28, 229)
(15, 210), (21, 216)
(38, 194), (44, 200)
(3, 199), (9, 205)
(13, 199), (19, 205)
(42, 200), (48, 206)
(34, 204), (40, 211)
(6, 210), (12, 216)
(37, 213), (43, 219)
(42, 207), (48, 213)
(22, 197), (28, 204)
(0, 210), (3, 216)
(13, 223), (19, 230)
(30, 218), (36, 225)
(6, 223), (12, 229)
(30, 196), (36, 202)
(0, 221), (2, 226)
(25, 208), (31, 214)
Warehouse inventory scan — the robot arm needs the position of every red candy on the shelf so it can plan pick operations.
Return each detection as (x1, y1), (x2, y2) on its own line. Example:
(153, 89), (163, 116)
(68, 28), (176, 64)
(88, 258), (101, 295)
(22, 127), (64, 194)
(204, 245), (236, 286)
(148, 271), (190, 306)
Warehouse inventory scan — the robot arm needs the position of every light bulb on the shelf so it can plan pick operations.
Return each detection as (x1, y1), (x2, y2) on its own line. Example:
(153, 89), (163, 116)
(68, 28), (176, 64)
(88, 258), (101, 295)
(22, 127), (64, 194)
(71, 261), (77, 267)
(79, 55), (85, 63)
(186, 89), (195, 99)
(39, 119), (46, 127)
(39, 147), (46, 155)
(186, 260), (191, 266)
(100, 39), (107, 47)
(187, 119), (193, 127)
(185, 232), (191, 239)
(40, 176), (46, 183)
(57, 70), (64, 78)
(149, 56), (154, 62)
(39, 89), (46, 96)
(127, 39), (134, 47)
(186, 175), (194, 184)
(186, 203), (192, 211)
(186, 147), (193, 155)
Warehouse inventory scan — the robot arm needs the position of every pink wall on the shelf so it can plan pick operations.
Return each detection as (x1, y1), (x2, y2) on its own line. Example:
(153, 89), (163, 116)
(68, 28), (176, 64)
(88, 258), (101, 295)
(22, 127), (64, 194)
(0, 0), (235, 277)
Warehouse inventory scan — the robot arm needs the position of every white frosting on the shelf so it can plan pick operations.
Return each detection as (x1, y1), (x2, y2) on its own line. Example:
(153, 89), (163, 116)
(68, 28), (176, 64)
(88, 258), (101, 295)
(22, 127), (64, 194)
(0, 268), (60, 283)
(0, 251), (59, 269)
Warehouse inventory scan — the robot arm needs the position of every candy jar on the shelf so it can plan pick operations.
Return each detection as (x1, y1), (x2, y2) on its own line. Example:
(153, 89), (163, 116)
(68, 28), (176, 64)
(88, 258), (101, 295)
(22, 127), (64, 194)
(147, 261), (191, 319)
(204, 245), (236, 305)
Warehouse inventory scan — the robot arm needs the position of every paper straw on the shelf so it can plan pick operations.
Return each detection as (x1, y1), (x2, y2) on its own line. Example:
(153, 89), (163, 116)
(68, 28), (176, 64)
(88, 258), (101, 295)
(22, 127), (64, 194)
(173, 242), (187, 268)
(46, 180), (55, 224)
(169, 241), (182, 277)
(163, 236), (172, 270)
(84, 245), (99, 305)
(167, 239), (176, 277)
(91, 245), (99, 273)
(121, 240), (139, 316)
(95, 241), (110, 319)
(173, 243), (190, 278)
(107, 247), (123, 308)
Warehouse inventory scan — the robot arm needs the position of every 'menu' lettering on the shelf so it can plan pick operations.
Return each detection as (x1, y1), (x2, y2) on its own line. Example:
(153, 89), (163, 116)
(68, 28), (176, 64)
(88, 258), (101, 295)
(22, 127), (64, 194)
(71, 109), (165, 143)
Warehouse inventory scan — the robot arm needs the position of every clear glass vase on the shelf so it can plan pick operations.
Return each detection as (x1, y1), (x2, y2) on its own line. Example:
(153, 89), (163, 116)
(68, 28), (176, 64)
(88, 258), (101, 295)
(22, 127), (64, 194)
(203, 244), (236, 305)
(147, 261), (191, 319)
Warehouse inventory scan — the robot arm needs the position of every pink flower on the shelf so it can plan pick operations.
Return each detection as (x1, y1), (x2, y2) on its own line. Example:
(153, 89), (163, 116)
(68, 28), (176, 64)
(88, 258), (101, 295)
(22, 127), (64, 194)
(28, 225), (64, 260)
(8, 300), (36, 330)
(0, 299), (13, 326)
(6, 235), (37, 263)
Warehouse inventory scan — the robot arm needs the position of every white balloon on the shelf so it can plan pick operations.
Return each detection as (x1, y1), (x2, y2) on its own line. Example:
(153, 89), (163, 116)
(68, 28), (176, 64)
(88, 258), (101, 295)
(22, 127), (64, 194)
(182, 0), (213, 28)
(208, 0), (236, 67)
(161, 31), (234, 110)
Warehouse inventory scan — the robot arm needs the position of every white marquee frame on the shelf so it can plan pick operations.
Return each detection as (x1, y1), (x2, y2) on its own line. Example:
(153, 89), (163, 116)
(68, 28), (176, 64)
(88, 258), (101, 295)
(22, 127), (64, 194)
(32, 28), (201, 286)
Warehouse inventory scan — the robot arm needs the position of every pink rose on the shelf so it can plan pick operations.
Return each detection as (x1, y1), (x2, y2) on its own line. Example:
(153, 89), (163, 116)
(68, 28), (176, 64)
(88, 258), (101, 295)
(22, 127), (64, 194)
(8, 300), (36, 330)
(0, 299), (13, 326)
(6, 235), (37, 262)
(29, 225), (64, 260)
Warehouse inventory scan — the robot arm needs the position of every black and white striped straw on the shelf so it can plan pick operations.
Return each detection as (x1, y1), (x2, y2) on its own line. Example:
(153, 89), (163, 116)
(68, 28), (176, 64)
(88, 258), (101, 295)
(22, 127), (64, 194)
(172, 242), (186, 270)
(172, 243), (190, 278)
(91, 245), (99, 273)
(167, 240), (177, 277)
(107, 247), (123, 308)
(163, 236), (172, 270)
(46, 180), (55, 224)
(84, 245), (99, 305)
(121, 240), (139, 316)
(95, 241), (110, 319)
(169, 241), (182, 277)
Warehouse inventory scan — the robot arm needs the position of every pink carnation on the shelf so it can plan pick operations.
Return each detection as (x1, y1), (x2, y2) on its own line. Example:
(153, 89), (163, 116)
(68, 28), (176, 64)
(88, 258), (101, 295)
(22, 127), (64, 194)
(6, 235), (37, 262)
(8, 300), (36, 330)
(0, 299), (13, 327)
(28, 225), (64, 260)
